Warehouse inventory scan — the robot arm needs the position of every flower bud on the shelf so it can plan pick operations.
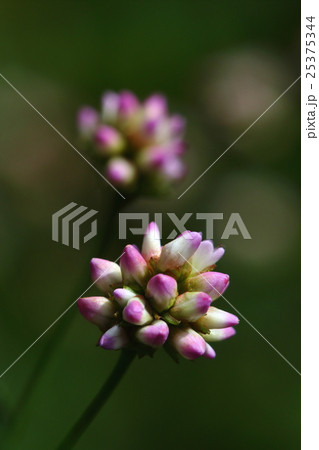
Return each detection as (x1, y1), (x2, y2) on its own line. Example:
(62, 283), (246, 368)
(169, 115), (185, 136)
(113, 287), (137, 308)
(196, 306), (239, 329)
(90, 258), (122, 293)
(190, 240), (225, 274)
(159, 156), (186, 181)
(170, 292), (211, 322)
(78, 296), (116, 330)
(122, 297), (152, 325)
(137, 146), (168, 170)
(118, 91), (139, 117)
(141, 222), (161, 262)
(204, 343), (216, 359)
(120, 245), (149, 287)
(158, 231), (202, 271)
(138, 146), (186, 182)
(211, 247), (226, 264)
(168, 140), (186, 156)
(144, 94), (167, 120)
(106, 158), (137, 187)
(170, 328), (206, 360)
(94, 125), (125, 154)
(146, 274), (177, 312)
(77, 90), (187, 195)
(143, 118), (161, 137)
(99, 325), (128, 350)
(77, 106), (98, 137)
(185, 272), (229, 301)
(136, 320), (169, 347)
(202, 327), (236, 342)
(101, 91), (119, 122)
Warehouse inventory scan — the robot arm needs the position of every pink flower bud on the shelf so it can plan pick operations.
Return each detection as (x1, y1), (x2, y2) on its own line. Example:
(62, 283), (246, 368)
(99, 325), (128, 350)
(146, 274), (177, 312)
(90, 258), (122, 294)
(78, 222), (236, 360)
(168, 140), (186, 156)
(101, 91), (119, 122)
(204, 343), (216, 359)
(185, 272), (229, 301)
(77, 106), (98, 137)
(137, 146), (169, 169)
(170, 328), (206, 360)
(149, 142), (185, 162)
(141, 222), (161, 262)
(94, 125), (125, 154)
(159, 156), (186, 181)
(196, 306), (239, 329)
(190, 240), (225, 274)
(169, 115), (186, 136)
(77, 90), (187, 195)
(120, 245), (149, 287)
(122, 297), (152, 325)
(170, 292), (211, 322)
(144, 94), (167, 120)
(202, 327), (236, 342)
(136, 144), (186, 182)
(78, 296), (116, 330)
(211, 247), (226, 264)
(118, 91), (139, 117)
(113, 287), (137, 308)
(136, 320), (169, 347)
(143, 118), (162, 136)
(158, 231), (202, 271)
(106, 158), (137, 187)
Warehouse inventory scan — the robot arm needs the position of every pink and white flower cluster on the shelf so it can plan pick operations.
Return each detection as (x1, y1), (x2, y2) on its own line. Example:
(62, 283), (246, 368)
(77, 92), (186, 192)
(78, 223), (238, 360)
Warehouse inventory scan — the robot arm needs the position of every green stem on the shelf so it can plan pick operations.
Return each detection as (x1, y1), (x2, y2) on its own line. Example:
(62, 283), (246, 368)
(57, 350), (135, 450)
(4, 193), (126, 439)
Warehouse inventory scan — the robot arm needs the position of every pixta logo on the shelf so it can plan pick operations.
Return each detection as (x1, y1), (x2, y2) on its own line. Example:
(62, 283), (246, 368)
(118, 213), (251, 240)
(52, 202), (98, 250)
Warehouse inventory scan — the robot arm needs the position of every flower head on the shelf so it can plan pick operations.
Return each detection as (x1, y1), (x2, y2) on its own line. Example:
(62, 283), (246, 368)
(77, 92), (187, 194)
(78, 223), (238, 360)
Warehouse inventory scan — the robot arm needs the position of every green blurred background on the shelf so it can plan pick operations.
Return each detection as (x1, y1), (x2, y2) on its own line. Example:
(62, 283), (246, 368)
(0, 1), (300, 449)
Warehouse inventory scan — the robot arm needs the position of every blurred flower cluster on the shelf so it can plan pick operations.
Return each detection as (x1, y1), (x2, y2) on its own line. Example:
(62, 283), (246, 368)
(77, 91), (186, 194)
(78, 223), (238, 361)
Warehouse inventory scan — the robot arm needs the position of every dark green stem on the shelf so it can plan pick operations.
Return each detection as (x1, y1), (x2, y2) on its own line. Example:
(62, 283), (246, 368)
(57, 350), (135, 450)
(4, 193), (126, 439)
